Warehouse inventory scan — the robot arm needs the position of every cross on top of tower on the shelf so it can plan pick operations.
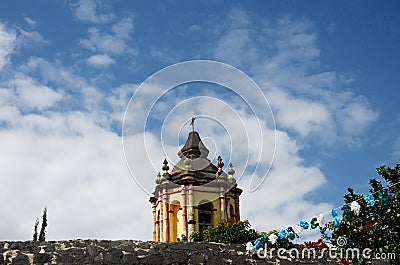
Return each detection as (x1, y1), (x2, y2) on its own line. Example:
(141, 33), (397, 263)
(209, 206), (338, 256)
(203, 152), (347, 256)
(190, 116), (196, 132)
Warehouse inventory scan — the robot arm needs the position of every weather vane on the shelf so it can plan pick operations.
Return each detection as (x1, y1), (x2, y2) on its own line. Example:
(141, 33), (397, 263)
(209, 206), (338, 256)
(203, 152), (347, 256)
(190, 116), (196, 132)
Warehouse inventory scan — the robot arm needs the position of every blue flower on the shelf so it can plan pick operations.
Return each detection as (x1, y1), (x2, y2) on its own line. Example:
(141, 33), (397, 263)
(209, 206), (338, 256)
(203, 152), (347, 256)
(333, 216), (341, 227)
(253, 238), (263, 250)
(299, 221), (309, 230)
(330, 209), (338, 218)
(277, 229), (286, 239)
(365, 195), (375, 206)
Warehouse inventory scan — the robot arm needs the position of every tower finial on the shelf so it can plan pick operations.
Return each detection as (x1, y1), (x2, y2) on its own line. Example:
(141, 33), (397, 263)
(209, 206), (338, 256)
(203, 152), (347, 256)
(190, 116), (196, 132)
(162, 158), (169, 173)
(216, 155), (224, 172)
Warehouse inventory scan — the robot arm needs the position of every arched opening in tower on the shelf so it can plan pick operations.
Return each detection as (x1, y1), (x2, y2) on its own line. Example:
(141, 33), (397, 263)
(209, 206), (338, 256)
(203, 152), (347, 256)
(198, 200), (214, 232)
(169, 201), (181, 242)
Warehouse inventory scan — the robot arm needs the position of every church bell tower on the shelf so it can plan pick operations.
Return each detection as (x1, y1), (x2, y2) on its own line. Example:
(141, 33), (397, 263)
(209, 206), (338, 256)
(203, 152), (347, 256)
(149, 119), (242, 242)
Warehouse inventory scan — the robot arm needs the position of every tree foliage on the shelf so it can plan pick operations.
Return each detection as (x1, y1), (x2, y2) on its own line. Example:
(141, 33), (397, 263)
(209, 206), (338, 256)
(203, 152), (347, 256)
(190, 220), (260, 244)
(38, 207), (47, 242)
(32, 218), (39, 241)
(322, 165), (399, 264)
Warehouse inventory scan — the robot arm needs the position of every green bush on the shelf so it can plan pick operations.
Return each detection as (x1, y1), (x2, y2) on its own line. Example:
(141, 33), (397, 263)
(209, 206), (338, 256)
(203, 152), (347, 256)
(321, 165), (399, 264)
(190, 220), (260, 244)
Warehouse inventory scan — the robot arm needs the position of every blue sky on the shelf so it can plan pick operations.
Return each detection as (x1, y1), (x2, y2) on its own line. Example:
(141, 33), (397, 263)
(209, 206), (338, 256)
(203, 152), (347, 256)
(0, 0), (399, 241)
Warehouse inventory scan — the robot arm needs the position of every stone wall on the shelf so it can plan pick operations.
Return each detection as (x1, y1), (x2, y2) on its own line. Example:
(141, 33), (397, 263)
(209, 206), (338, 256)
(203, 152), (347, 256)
(0, 240), (391, 265)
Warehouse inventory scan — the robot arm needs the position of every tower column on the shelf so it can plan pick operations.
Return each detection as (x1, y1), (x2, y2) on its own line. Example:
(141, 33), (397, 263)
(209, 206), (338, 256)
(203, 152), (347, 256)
(220, 187), (227, 223)
(159, 198), (164, 241)
(181, 185), (188, 239)
(162, 189), (170, 242)
(151, 202), (157, 241)
(187, 184), (195, 240)
(226, 196), (231, 223)
(235, 194), (240, 222)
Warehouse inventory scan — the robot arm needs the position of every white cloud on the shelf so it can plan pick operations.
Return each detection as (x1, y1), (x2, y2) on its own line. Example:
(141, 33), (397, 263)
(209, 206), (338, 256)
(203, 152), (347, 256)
(214, 29), (256, 66)
(9, 74), (62, 111)
(80, 18), (135, 55)
(0, 88), (20, 125)
(188, 24), (201, 33)
(20, 56), (106, 115)
(112, 16), (134, 39)
(212, 12), (378, 147)
(241, 130), (332, 237)
(273, 16), (320, 67)
(24, 17), (36, 28)
(268, 88), (332, 137)
(17, 28), (48, 46)
(74, 0), (116, 24)
(227, 8), (251, 29)
(150, 49), (181, 63)
(327, 21), (336, 34)
(338, 102), (378, 135)
(0, 21), (17, 70)
(151, 50), (163, 59)
(0, 61), (145, 240)
(87, 54), (115, 68)
(0, 111), (148, 240)
(107, 83), (135, 123)
(0, 20), (47, 70)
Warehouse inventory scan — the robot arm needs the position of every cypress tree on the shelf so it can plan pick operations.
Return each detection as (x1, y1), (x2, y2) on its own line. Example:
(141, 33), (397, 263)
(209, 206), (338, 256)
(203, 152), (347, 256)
(38, 207), (47, 241)
(32, 218), (39, 241)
